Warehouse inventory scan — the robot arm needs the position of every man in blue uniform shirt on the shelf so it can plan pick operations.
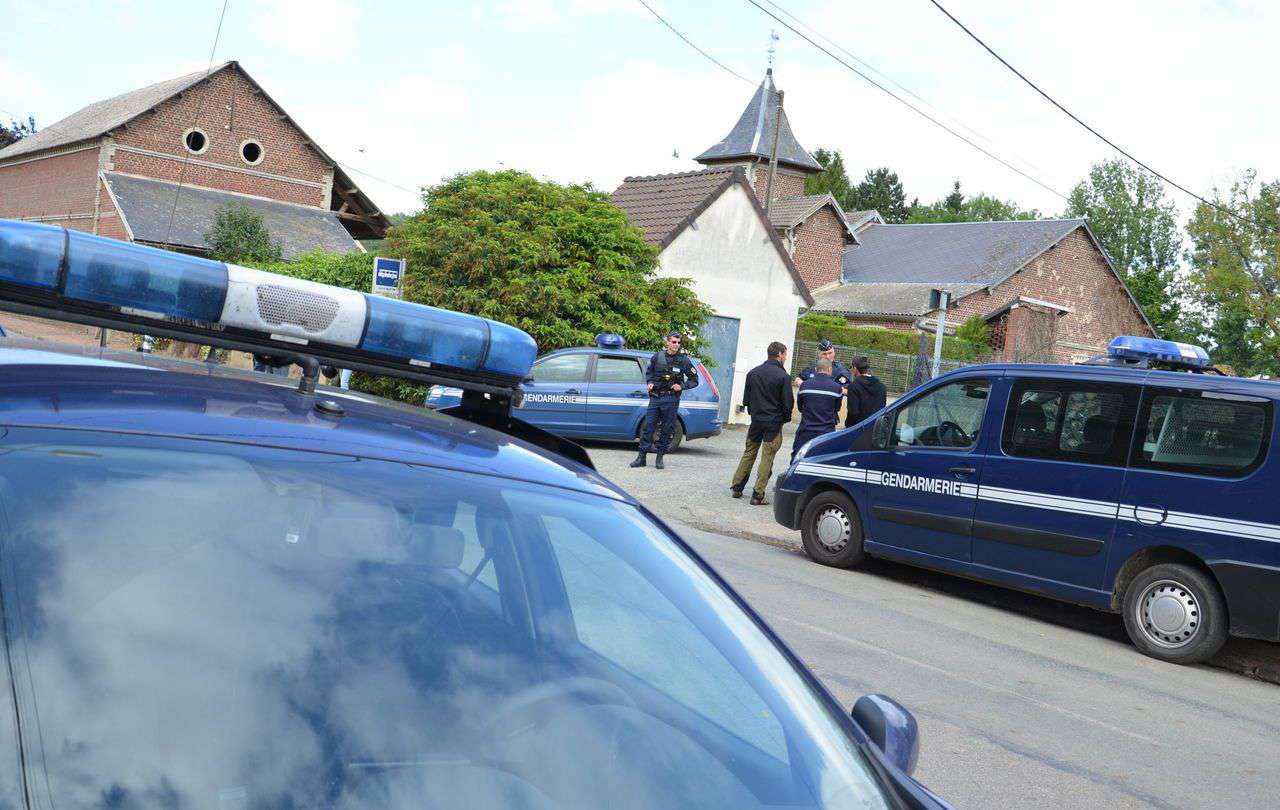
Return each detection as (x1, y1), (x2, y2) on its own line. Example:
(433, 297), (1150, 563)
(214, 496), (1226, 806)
(795, 339), (851, 389)
(631, 330), (699, 470)
(792, 358), (844, 463)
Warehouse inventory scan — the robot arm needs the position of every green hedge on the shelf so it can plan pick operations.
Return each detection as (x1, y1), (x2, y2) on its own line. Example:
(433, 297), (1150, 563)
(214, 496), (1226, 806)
(796, 314), (984, 360)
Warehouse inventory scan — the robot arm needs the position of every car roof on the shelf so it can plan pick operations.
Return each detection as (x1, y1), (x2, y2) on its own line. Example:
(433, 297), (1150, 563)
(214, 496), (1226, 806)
(0, 339), (629, 502)
(544, 346), (700, 361)
(940, 361), (1280, 396)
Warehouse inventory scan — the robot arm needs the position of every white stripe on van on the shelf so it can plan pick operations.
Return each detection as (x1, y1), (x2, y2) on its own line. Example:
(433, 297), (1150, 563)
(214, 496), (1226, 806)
(791, 462), (1280, 544)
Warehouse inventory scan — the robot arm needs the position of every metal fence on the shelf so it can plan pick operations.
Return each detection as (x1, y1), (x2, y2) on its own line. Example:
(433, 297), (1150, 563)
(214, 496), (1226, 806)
(791, 339), (978, 395)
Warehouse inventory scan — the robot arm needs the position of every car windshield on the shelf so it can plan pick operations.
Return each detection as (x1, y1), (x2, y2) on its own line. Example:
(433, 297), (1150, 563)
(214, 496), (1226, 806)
(0, 430), (889, 810)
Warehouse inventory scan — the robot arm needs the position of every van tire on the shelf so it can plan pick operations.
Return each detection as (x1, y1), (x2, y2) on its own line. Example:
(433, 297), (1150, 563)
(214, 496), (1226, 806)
(801, 491), (864, 569)
(1121, 563), (1228, 665)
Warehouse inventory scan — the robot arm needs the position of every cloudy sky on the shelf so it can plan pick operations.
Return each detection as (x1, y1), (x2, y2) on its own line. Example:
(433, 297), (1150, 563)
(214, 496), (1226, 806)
(3, 0), (1276, 220)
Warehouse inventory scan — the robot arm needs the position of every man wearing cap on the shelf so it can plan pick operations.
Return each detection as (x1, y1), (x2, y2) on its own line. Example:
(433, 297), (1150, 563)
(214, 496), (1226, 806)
(796, 339), (852, 389)
(631, 331), (699, 470)
(792, 358), (844, 463)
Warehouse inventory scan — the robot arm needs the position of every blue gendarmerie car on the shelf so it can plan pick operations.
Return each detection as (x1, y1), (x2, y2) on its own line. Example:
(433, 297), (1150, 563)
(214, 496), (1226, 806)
(427, 334), (722, 451)
(775, 336), (1280, 665)
(0, 220), (947, 809)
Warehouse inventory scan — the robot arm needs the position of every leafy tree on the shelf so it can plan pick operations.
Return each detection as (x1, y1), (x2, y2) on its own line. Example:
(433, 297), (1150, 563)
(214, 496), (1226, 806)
(0, 116), (36, 149)
(943, 180), (964, 215)
(848, 168), (910, 223)
(1065, 160), (1183, 337)
(204, 202), (282, 263)
(908, 180), (1038, 223)
(955, 315), (992, 350)
(247, 249), (372, 290)
(1185, 170), (1280, 374)
(805, 148), (853, 208)
(372, 170), (713, 400)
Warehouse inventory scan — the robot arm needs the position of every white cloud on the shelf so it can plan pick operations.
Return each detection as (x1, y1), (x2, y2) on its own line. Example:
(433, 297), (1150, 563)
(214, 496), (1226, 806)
(255, 0), (361, 56)
(489, 0), (643, 31)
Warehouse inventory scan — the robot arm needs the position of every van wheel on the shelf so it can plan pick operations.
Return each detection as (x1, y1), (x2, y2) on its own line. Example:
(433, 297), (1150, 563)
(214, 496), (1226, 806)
(1121, 563), (1228, 665)
(801, 491), (864, 568)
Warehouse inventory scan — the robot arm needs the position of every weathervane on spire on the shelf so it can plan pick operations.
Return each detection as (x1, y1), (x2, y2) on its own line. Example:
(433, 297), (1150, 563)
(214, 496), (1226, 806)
(767, 29), (779, 72)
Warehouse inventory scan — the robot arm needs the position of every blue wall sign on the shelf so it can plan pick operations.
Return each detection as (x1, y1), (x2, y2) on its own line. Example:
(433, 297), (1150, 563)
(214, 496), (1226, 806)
(373, 257), (405, 298)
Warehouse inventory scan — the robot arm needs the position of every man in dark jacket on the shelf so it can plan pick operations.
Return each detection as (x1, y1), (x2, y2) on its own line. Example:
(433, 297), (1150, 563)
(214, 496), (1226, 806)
(792, 358), (844, 463)
(845, 355), (888, 428)
(731, 342), (793, 505)
(631, 331), (699, 470)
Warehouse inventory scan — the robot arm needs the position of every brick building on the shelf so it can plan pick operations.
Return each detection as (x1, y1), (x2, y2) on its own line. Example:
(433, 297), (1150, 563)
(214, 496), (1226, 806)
(0, 61), (387, 257)
(808, 219), (1154, 362)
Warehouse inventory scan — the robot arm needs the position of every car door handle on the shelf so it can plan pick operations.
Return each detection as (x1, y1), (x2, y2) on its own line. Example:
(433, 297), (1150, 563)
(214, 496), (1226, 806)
(628, 391), (647, 397)
(1133, 505), (1168, 526)
(948, 466), (976, 477)
(565, 388), (582, 395)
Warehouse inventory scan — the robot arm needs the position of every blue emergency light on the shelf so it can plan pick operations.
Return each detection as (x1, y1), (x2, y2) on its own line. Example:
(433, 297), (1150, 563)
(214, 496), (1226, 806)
(0, 220), (537, 383)
(1106, 335), (1212, 370)
(594, 333), (625, 349)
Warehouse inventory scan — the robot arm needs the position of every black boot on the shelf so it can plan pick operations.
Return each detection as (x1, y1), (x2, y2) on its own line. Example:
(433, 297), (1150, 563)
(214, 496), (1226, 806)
(629, 452), (647, 468)
(655, 454), (665, 470)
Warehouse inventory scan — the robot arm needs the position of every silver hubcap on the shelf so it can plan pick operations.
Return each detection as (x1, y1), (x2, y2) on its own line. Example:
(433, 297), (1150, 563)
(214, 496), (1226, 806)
(814, 506), (851, 552)
(1136, 580), (1201, 648)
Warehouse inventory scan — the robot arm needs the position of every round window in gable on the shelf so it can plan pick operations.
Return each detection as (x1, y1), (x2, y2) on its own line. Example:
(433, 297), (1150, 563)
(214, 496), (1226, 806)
(182, 128), (208, 155)
(240, 140), (264, 166)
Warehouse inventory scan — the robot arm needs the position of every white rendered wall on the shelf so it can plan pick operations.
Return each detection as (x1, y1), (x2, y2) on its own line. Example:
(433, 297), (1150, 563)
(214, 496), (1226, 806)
(655, 184), (807, 425)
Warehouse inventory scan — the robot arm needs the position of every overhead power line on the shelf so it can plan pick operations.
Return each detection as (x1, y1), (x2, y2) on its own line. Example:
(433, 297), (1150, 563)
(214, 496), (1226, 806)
(635, 0), (753, 85)
(337, 161), (420, 195)
(757, 0), (1053, 180)
(746, 0), (1069, 201)
(162, 0), (231, 245)
(926, 0), (1248, 223)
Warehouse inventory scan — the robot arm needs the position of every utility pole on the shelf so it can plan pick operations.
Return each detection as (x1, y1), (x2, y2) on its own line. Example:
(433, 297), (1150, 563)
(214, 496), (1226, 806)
(931, 290), (950, 376)
(765, 89), (783, 219)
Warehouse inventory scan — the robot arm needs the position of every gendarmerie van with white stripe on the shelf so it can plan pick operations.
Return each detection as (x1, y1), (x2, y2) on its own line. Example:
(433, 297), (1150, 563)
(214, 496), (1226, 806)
(773, 336), (1280, 665)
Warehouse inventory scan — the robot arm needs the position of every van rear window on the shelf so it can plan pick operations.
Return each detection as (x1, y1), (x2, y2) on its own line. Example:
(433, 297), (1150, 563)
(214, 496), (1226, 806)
(1134, 390), (1271, 477)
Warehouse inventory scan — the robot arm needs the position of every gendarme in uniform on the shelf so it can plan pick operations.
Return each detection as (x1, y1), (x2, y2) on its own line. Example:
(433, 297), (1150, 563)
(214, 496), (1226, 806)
(631, 331), (699, 469)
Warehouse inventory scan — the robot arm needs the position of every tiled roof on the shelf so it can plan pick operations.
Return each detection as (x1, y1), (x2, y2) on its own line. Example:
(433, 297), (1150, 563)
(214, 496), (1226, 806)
(0, 65), (230, 161)
(843, 210), (884, 231)
(610, 166), (814, 305)
(809, 282), (986, 317)
(610, 168), (741, 247)
(694, 69), (822, 172)
(841, 219), (1086, 287)
(105, 172), (359, 259)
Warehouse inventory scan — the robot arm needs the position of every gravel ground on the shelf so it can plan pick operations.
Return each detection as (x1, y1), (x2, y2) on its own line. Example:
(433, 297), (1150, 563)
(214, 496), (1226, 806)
(585, 426), (1280, 686)
(586, 423), (803, 547)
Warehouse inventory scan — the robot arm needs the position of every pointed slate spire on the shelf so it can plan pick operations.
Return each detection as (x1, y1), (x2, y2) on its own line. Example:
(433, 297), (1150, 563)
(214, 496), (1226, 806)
(694, 69), (822, 173)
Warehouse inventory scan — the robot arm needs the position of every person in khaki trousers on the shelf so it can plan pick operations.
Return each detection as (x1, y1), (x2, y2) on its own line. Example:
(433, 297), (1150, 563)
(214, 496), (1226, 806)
(731, 342), (794, 505)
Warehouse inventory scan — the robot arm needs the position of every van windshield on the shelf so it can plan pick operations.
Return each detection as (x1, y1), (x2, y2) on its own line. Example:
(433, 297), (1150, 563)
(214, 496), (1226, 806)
(0, 432), (889, 810)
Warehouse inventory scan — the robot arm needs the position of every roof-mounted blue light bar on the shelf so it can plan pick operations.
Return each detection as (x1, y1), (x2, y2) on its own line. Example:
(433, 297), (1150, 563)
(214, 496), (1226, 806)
(1107, 335), (1211, 369)
(0, 220), (538, 384)
(595, 333), (625, 349)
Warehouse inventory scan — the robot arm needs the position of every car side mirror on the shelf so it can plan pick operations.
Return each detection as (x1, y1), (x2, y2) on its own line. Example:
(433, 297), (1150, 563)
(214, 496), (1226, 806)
(851, 694), (919, 776)
(871, 414), (892, 449)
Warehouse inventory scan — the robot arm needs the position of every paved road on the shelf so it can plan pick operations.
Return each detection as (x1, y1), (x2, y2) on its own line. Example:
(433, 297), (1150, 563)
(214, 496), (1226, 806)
(674, 521), (1280, 809)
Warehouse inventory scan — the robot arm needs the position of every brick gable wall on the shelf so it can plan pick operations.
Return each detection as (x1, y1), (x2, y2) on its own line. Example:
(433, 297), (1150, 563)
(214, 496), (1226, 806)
(938, 227), (1151, 361)
(751, 164), (806, 203)
(108, 68), (331, 208)
(0, 144), (100, 230)
(790, 206), (847, 291)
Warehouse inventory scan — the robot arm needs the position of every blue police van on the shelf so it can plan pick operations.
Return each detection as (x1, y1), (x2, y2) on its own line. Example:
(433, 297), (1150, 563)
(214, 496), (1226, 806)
(775, 336), (1280, 665)
(0, 220), (948, 809)
(427, 336), (721, 451)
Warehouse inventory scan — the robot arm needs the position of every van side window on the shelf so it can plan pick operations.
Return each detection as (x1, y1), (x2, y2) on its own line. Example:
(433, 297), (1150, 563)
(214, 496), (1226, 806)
(1002, 380), (1137, 466)
(892, 378), (990, 449)
(1134, 389), (1271, 477)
